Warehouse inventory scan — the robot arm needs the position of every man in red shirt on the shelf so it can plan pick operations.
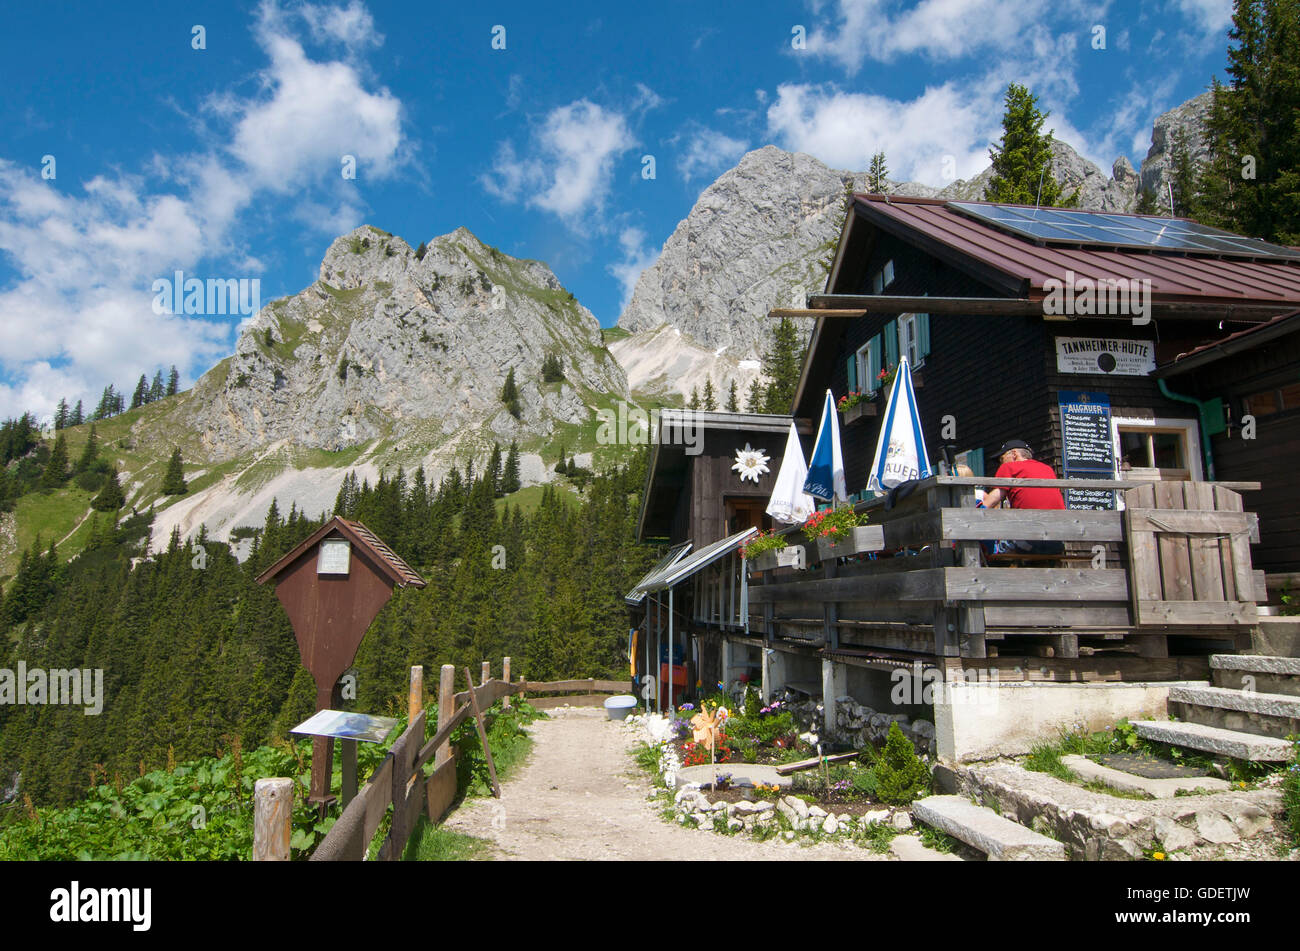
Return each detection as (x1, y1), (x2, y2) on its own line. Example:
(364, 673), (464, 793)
(980, 440), (1064, 555)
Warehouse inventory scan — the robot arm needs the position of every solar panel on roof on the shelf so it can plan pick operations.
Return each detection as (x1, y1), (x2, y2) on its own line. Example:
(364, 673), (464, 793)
(947, 201), (1300, 261)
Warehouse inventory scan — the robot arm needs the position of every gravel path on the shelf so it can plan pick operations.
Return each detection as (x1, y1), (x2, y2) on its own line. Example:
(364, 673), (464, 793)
(441, 706), (887, 861)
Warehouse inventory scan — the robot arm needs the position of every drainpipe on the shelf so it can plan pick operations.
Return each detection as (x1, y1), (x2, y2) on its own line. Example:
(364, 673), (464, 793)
(1157, 378), (1216, 481)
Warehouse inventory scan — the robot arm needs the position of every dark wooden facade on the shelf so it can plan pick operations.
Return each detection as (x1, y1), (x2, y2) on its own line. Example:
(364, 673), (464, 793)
(1158, 313), (1300, 575)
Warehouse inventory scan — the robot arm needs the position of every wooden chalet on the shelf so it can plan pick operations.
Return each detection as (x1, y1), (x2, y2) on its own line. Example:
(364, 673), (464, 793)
(713, 195), (1299, 759)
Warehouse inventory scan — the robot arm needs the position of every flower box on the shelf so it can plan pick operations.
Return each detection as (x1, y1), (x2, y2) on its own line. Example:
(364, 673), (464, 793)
(814, 525), (886, 562)
(747, 545), (806, 573)
(840, 400), (878, 426)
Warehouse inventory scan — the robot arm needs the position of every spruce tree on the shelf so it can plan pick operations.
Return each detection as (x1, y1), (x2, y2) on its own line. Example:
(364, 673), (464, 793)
(161, 448), (187, 495)
(760, 315), (806, 414)
(745, 379), (763, 413)
(1197, 0), (1300, 244)
(502, 441), (522, 494)
(54, 399), (69, 431)
(500, 368), (521, 418)
(867, 151), (889, 192)
(71, 400), (84, 426)
(91, 466), (125, 511)
(487, 444), (503, 498)
(131, 376), (148, 411)
(726, 379), (739, 412)
(74, 424), (98, 474)
(167, 366), (180, 397)
(985, 83), (1078, 207)
(1169, 127), (1201, 218)
(687, 386), (700, 410)
(702, 378), (717, 411)
(40, 433), (69, 489)
(149, 371), (164, 402)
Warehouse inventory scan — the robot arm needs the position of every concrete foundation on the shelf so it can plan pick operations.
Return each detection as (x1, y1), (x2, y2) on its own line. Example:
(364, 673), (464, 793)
(821, 659), (847, 734)
(934, 679), (1205, 762)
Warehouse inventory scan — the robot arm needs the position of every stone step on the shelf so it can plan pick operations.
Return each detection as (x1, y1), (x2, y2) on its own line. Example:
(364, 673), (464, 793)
(1133, 719), (1294, 762)
(1060, 754), (1231, 798)
(1168, 684), (1300, 739)
(1210, 654), (1300, 697)
(1253, 616), (1300, 657)
(889, 833), (964, 862)
(911, 795), (1066, 861)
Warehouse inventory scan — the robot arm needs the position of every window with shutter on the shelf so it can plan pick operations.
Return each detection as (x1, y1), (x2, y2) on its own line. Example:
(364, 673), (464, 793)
(845, 354), (858, 392)
(884, 320), (899, 370)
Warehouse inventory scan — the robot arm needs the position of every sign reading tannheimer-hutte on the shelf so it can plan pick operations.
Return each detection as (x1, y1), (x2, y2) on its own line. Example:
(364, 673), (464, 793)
(1055, 337), (1155, 376)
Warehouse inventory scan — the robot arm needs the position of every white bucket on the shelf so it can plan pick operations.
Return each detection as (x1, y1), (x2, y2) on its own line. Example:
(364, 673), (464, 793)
(604, 695), (638, 720)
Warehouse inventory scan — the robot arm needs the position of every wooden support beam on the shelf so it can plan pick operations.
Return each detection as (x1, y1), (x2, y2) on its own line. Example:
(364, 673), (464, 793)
(436, 664), (455, 769)
(463, 667), (501, 798)
(252, 778), (293, 861)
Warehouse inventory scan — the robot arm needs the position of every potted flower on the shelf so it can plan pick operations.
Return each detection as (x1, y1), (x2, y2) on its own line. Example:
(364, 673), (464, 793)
(740, 530), (805, 572)
(804, 506), (885, 562)
(877, 363), (898, 391)
(837, 389), (876, 425)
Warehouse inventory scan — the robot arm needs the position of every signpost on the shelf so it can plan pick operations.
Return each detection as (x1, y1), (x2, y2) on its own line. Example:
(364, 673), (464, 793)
(1058, 391), (1116, 510)
(256, 517), (425, 807)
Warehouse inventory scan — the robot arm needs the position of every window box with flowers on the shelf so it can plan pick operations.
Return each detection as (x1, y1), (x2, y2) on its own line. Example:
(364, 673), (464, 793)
(804, 507), (885, 563)
(740, 530), (806, 573)
(837, 390), (877, 426)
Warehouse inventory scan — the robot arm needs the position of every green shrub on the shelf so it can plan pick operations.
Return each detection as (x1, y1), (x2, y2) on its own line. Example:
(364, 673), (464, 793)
(743, 685), (761, 719)
(874, 722), (930, 805)
(1284, 739), (1300, 847)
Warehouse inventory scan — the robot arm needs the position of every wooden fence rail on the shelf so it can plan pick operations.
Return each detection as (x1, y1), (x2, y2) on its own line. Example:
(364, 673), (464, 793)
(254, 659), (635, 861)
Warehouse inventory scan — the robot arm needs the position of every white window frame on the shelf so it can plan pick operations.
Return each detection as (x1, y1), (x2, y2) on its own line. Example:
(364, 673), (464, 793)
(870, 259), (896, 295)
(856, 338), (881, 394)
(1110, 416), (1203, 507)
(898, 313), (924, 369)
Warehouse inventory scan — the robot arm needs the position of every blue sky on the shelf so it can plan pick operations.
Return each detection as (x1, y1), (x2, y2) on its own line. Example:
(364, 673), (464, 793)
(0, 0), (1236, 420)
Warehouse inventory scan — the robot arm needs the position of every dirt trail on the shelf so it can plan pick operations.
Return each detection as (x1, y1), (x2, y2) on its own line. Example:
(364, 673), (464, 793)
(441, 706), (887, 861)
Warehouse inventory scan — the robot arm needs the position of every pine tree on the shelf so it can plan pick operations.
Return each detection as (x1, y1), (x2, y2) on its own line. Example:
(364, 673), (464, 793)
(500, 368), (521, 419)
(702, 378), (717, 411)
(414, 241), (428, 261)
(745, 379), (763, 413)
(985, 83), (1078, 208)
(726, 379), (739, 412)
(1169, 127), (1201, 218)
(687, 386), (700, 410)
(71, 400), (84, 426)
(1196, 0), (1300, 244)
(131, 376), (148, 411)
(149, 371), (164, 403)
(487, 444), (503, 498)
(54, 399), (69, 431)
(167, 366), (180, 397)
(40, 433), (69, 489)
(502, 441), (522, 494)
(760, 315), (806, 414)
(74, 424), (98, 474)
(161, 448), (187, 495)
(91, 467), (125, 511)
(867, 151), (889, 192)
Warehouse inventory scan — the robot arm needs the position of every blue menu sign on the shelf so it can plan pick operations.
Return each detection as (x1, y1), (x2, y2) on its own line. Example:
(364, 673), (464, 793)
(1058, 392), (1115, 510)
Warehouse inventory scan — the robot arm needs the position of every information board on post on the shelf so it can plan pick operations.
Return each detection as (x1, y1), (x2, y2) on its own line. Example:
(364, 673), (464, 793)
(1058, 391), (1115, 510)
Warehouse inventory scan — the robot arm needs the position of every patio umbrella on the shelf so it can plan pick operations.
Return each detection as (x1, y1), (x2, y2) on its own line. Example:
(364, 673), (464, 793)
(802, 389), (847, 503)
(867, 356), (933, 495)
(766, 420), (816, 523)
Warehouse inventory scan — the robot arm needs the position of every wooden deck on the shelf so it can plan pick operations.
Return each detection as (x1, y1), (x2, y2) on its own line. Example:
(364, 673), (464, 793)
(740, 476), (1263, 670)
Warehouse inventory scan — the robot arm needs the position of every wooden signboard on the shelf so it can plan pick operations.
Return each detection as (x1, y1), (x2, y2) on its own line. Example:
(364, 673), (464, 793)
(256, 516), (425, 805)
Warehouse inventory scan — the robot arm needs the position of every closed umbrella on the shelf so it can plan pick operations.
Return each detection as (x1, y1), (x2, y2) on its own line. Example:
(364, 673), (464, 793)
(803, 389), (847, 503)
(867, 357), (932, 495)
(767, 420), (816, 523)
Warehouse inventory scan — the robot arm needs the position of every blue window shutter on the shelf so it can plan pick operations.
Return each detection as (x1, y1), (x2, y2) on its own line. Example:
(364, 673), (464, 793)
(968, 448), (984, 477)
(845, 353), (858, 391)
(918, 313), (931, 358)
(868, 337), (882, 388)
(884, 320), (899, 368)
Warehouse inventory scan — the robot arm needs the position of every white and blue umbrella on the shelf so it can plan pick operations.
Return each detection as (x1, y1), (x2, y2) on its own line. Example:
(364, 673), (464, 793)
(867, 356), (932, 495)
(802, 389), (847, 503)
(766, 420), (816, 524)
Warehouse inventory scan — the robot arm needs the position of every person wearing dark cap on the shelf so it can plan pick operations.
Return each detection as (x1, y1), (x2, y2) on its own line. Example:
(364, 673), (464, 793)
(979, 440), (1064, 556)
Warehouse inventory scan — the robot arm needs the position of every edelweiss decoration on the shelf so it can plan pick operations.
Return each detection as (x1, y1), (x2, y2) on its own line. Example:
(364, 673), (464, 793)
(731, 444), (770, 483)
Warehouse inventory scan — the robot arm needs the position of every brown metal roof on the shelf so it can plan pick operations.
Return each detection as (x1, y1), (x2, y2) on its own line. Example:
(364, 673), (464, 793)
(254, 515), (426, 589)
(1158, 309), (1300, 377)
(854, 195), (1300, 306)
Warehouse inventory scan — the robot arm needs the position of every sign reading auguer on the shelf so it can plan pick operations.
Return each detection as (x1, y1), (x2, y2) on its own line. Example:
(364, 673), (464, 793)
(256, 516), (425, 805)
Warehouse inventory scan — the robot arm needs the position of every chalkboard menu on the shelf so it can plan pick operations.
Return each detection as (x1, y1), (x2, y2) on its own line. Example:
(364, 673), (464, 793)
(1058, 392), (1115, 510)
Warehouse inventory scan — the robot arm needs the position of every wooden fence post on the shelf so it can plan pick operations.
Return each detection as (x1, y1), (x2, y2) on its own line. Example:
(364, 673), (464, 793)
(436, 664), (455, 768)
(481, 661), (490, 686)
(409, 665), (424, 721)
(253, 778), (293, 861)
(502, 657), (512, 709)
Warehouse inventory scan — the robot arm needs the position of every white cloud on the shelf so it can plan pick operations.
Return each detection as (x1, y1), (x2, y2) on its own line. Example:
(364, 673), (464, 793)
(676, 126), (749, 182)
(766, 82), (998, 185)
(0, 0), (405, 421)
(607, 227), (659, 312)
(1169, 0), (1232, 35)
(483, 100), (636, 223)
